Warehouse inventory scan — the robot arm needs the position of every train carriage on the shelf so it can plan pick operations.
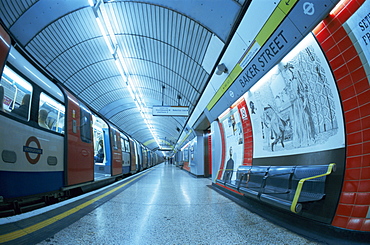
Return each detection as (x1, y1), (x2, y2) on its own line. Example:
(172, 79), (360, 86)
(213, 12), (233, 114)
(0, 44), (161, 216)
(0, 47), (66, 199)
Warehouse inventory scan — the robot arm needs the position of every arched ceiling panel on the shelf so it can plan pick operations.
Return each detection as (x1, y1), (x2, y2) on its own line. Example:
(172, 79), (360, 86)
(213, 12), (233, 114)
(0, 0), (245, 150)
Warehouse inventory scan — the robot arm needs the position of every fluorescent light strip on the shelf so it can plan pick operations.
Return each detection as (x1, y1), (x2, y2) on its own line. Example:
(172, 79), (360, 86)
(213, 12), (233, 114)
(99, 2), (118, 45)
(93, 2), (161, 148)
(95, 17), (114, 54)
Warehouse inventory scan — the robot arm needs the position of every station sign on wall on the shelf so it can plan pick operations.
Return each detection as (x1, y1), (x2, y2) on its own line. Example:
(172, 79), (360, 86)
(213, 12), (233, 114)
(152, 105), (189, 116)
(205, 0), (340, 122)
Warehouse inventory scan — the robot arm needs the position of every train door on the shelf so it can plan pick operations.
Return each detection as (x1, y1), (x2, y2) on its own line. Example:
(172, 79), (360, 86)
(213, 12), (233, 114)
(120, 133), (131, 175)
(92, 114), (111, 180)
(148, 151), (152, 168)
(109, 126), (122, 176)
(136, 142), (142, 172)
(65, 91), (94, 185)
(129, 138), (137, 174)
(142, 147), (147, 170)
(0, 25), (10, 72)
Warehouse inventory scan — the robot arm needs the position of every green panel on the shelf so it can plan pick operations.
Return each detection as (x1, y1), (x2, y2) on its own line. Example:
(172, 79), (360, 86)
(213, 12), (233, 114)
(206, 0), (299, 112)
(206, 65), (243, 111)
(255, 7), (286, 46)
(278, 0), (299, 15)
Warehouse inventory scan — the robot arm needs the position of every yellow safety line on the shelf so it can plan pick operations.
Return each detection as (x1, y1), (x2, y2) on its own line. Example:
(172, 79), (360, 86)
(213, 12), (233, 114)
(0, 170), (152, 243)
(206, 0), (298, 111)
(290, 163), (336, 213)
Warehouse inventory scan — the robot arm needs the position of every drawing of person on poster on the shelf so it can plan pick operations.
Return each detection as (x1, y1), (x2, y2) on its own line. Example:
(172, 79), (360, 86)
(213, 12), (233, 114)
(223, 146), (234, 183)
(220, 105), (245, 183)
(244, 33), (345, 158)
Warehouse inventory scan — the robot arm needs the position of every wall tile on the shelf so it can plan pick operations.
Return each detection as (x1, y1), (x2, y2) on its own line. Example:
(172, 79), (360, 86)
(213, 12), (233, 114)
(347, 131), (363, 145)
(344, 168), (361, 180)
(330, 53), (346, 69)
(347, 143), (363, 156)
(336, 204), (354, 216)
(342, 180), (359, 192)
(321, 36), (337, 52)
(355, 192), (370, 205)
(360, 166), (370, 179)
(346, 218), (364, 230)
(362, 115), (370, 129)
(342, 96), (359, 111)
(340, 84), (356, 101)
(332, 27), (348, 43)
(346, 119), (362, 134)
(332, 215), (350, 228)
(340, 192), (356, 204)
(337, 36), (353, 52)
(354, 78), (369, 94)
(325, 18), (342, 32)
(347, 0), (362, 14)
(352, 205), (369, 218)
(361, 219), (370, 232)
(347, 156), (362, 168)
(337, 74), (354, 91)
(362, 154), (370, 167)
(327, 45), (342, 61)
(357, 90), (370, 105)
(313, 22), (327, 37)
(338, 7), (353, 24)
(345, 108), (361, 123)
(351, 66), (367, 83)
(342, 47), (358, 62)
(360, 103), (370, 118)
(362, 129), (370, 142)
(363, 141), (370, 155)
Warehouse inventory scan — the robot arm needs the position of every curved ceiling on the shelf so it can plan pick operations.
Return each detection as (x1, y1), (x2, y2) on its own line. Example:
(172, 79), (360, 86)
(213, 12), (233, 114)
(0, 0), (246, 150)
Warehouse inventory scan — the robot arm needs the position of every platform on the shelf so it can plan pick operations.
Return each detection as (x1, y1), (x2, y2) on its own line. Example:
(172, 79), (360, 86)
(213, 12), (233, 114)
(0, 163), (321, 245)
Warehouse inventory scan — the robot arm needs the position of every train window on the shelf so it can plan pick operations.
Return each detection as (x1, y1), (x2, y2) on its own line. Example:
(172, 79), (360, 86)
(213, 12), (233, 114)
(80, 105), (92, 143)
(0, 66), (33, 121)
(125, 140), (130, 153)
(39, 93), (65, 133)
(121, 138), (126, 152)
(111, 129), (118, 150)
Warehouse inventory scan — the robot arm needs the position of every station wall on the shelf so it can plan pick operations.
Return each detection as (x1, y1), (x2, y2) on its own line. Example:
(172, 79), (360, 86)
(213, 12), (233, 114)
(211, 0), (369, 232)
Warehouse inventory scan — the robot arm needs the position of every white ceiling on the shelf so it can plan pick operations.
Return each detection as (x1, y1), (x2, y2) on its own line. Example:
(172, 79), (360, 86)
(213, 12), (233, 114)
(0, 0), (247, 150)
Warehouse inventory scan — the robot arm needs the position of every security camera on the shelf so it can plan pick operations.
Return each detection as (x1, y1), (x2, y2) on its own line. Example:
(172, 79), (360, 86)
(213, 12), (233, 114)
(216, 63), (228, 75)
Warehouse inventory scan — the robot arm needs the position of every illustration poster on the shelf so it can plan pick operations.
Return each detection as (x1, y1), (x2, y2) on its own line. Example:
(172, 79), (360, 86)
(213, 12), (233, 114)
(219, 103), (244, 183)
(244, 33), (345, 157)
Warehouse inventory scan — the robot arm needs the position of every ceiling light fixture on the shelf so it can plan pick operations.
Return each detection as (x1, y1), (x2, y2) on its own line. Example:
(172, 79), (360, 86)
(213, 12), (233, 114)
(91, 0), (160, 148)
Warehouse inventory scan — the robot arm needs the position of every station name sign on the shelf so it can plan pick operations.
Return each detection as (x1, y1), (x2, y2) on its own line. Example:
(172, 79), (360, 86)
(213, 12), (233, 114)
(204, 0), (339, 122)
(152, 106), (189, 116)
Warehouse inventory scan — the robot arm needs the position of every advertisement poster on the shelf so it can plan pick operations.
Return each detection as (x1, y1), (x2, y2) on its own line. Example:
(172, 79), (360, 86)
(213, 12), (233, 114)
(219, 104), (244, 182)
(346, 0), (370, 67)
(244, 33), (345, 158)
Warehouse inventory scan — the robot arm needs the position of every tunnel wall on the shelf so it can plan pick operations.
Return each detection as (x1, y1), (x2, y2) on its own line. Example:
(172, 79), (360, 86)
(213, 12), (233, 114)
(313, 0), (370, 231)
(212, 0), (369, 232)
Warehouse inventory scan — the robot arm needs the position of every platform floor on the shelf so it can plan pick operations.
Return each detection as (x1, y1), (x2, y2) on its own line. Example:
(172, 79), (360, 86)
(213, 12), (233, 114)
(0, 163), (321, 244)
(40, 164), (321, 245)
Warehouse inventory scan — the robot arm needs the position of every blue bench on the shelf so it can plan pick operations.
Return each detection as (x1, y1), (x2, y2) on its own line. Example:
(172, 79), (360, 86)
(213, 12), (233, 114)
(217, 163), (336, 213)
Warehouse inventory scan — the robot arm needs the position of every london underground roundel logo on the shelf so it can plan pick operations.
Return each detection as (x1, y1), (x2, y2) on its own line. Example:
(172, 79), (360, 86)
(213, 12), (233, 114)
(23, 136), (43, 164)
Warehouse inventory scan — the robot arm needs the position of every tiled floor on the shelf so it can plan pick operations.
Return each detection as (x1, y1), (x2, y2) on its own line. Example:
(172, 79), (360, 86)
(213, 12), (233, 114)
(38, 164), (320, 245)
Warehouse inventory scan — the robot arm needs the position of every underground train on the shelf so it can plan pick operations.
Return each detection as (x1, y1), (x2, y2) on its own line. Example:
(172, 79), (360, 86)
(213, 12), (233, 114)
(0, 43), (162, 217)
